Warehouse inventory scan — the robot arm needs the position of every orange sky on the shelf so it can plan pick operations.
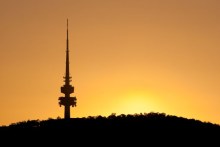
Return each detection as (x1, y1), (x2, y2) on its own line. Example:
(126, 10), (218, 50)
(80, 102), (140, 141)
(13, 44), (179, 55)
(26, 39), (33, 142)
(0, 0), (220, 126)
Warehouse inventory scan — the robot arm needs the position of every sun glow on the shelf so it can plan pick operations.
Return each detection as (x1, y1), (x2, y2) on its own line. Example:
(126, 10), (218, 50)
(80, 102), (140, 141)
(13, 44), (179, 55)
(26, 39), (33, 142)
(116, 92), (158, 115)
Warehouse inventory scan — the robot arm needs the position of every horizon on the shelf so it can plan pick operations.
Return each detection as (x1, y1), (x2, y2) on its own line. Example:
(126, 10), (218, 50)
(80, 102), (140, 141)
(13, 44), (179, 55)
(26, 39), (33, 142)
(1, 0), (220, 126)
(4, 112), (220, 127)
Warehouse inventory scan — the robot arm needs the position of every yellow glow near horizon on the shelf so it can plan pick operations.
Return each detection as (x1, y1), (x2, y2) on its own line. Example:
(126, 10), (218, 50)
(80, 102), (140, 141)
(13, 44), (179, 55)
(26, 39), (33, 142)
(115, 92), (158, 115)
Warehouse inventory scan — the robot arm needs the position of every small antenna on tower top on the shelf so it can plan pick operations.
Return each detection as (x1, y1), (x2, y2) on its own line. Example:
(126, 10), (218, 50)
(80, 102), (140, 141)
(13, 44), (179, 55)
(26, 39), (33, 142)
(66, 19), (69, 51)
(67, 19), (68, 29)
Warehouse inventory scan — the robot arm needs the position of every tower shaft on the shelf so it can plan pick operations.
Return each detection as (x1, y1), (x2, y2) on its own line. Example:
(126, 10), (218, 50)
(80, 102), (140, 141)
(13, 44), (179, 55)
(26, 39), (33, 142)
(65, 105), (70, 119)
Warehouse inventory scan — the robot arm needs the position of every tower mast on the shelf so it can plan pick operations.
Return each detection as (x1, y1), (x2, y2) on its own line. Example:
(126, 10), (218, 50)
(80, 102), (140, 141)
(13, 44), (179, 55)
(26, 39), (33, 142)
(66, 19), (70, 86)
(59, 19), (77, 119)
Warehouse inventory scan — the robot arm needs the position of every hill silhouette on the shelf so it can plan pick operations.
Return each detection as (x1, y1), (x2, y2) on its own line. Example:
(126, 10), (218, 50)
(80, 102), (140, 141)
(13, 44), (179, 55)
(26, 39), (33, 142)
(1, 112), (219, 145)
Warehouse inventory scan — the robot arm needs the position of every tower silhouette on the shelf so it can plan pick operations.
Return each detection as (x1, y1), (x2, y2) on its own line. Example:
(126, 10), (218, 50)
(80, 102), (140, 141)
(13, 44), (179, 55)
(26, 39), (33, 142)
(59, 19), (77, 119)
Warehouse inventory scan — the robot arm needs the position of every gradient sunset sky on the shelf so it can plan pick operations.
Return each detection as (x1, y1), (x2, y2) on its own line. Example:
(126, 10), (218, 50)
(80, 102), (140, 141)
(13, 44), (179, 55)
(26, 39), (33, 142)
(0, 0), (220, 126)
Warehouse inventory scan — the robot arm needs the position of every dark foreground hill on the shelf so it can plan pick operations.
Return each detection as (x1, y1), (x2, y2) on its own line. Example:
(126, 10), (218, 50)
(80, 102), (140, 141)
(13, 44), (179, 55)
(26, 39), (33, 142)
(1, 112), (220, 145)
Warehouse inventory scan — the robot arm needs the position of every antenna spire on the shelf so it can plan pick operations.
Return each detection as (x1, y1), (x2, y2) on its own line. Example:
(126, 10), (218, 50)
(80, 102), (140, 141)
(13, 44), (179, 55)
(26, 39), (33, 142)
(65, 18), (70, 85)
(67, 19), (69, 51)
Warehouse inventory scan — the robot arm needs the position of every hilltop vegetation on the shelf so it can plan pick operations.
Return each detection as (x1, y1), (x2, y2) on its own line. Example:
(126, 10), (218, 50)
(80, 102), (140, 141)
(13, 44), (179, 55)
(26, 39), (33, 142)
(1, 112), (219, 145)
(4, 112), (219, 130)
